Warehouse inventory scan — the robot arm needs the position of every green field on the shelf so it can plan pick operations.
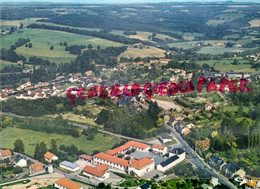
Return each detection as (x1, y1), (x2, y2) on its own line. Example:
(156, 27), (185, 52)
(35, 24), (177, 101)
(206, 19), (227, 27)
(215, 13), (244, 21)
(0, 60), (18, 67)
(119, 46), (165, 58)
(196, 58), (257, 73)
(1, 28), (122, 63)
(198, 46), (245, 55)
(0, 127), (124, 156)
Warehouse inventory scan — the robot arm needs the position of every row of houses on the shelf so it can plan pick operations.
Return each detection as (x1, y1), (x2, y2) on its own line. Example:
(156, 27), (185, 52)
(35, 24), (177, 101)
(201, 72), (251, 79)
(0, 149), (47, 176)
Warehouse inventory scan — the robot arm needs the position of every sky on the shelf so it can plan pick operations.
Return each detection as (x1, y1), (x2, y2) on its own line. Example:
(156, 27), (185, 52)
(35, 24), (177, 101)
(2, 0), (260, 4)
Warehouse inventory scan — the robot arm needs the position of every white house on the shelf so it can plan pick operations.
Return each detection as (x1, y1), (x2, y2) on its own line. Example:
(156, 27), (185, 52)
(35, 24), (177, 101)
(157, 148), (185, 172)
(12, 154), (27, 167)
(59, 161), (80, 172)
(159, 133), (173, 143)
(128, 158), (154, 177)
(82, 164), (109, 181)
(151, 144), (168, 155)
(44, 152), (58, 163)
(54, 178), (83, 189)
(30, 162), (45, 176)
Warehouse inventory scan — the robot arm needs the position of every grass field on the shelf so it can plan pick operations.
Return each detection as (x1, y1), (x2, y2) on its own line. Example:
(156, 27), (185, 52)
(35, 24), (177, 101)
(0, 60), (18, 67)
(46, 112), (102, 128)
(198, 46), (245, 55)
(0, 127), (124, 156)
(110, 30), (178, 42)
(215, 13), (244, 21)
(206, 19), (227, 27)
(196, 58), (257, 73)
(2, 28), (122, 63)
(119, 46), (165, 58)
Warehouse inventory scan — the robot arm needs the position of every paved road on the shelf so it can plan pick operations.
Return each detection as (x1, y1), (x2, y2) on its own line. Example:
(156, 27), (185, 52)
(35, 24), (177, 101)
(165, 123), (236, 189)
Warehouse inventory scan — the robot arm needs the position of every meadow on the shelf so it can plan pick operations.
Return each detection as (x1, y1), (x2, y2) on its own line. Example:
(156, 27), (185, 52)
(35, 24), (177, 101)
(119, 46), (165, 58)
(1, 28), (122, 64)
(196, 58), (257, 73)
(0, 127), (124, 157)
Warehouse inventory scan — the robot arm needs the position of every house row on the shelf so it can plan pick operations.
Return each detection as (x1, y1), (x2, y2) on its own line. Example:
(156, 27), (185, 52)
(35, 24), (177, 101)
(169, 119), (196, 137)
(0, 149), (46, 176)
(201, 72), (251, 79)
(207, 153), (246, 178)
(0, 150), (27, 167)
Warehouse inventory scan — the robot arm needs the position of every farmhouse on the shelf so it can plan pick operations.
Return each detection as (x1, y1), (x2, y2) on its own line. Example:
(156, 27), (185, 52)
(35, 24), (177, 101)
(151, 144), (168, 156)
(0, 149), (12, 160)
(54, 178), (83, 189)
(82, 164), (109, 181)
(44, 152), (58, 163)
(59, 161), (80, 172)
(30, 162), (45, 176)
(128, 158), (154, 177)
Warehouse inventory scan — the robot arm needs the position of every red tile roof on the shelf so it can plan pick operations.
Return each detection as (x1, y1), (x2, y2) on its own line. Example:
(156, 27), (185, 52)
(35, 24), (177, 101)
(55, 178), (82, 189)
(30, 162), (44, 173)
(79, 154), (92, 161)
(152, 144), (165, 150)
(44, 152), (57, 160)
(106, 141), (149, 156)
(83, 164), (108, 177)
(1, 150), (11, 157)
(130, 158), (154, 170)
(183, 130), (191, 135)
(94, 153), (129, 167)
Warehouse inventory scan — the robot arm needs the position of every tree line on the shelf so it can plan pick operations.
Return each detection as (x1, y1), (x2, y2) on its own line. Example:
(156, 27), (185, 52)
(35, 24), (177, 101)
(95, 101), (165, 138)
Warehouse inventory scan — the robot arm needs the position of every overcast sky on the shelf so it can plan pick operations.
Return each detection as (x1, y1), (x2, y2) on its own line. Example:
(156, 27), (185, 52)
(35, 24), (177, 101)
(2, 0), (260, 4)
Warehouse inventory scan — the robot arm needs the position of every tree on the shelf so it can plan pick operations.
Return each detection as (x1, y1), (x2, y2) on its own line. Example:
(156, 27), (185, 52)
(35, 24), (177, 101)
(98, 183), (106, 188)
(96, 109), (110, 125)
(19, 23), (23, 29)
(13, 166), (23, 174)
(34, 143), (41, 160)
(35, 141), (48, 161)
(28, 43), (32, 48)
(50, 139), (58, 155)
(14, 139), (24, 153)
(191, 71), (198, 90)
(50, 46), (54, 50)
(97, 45), (101, 50)
(88, 44), (93, 49)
